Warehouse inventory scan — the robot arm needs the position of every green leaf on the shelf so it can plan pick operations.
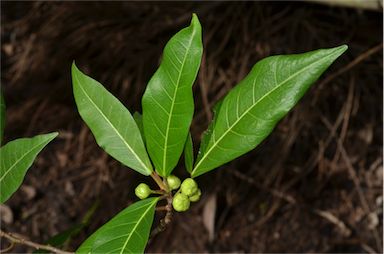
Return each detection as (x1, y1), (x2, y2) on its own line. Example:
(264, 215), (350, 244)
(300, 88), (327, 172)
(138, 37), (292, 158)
(0, 132), (58, 203)
(184, 133), (194, 173)
(192, 45), (348, 177)
(77, 197), (159, 254)
(142, 14), (203, 177)
(133, 112), (145, 144)
(72, 64), (153, 176)
(196, 99), (223, 164)
(0, 89), (5, 146)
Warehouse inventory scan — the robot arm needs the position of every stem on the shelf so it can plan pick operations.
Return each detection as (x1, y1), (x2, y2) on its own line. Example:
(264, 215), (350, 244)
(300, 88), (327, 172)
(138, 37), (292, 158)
(0, 230), (73, 254)
(155, 206), (168, 211)
(150, 195), (173, 238)
(149, 173), (174, 239)
(150, 172), (168, 192)
(151, 190), (165, 195)
(1, 241), (14, 253)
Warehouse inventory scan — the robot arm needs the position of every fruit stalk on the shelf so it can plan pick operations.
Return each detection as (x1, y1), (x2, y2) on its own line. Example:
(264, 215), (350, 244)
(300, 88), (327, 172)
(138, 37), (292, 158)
(150, 172), (168, 192)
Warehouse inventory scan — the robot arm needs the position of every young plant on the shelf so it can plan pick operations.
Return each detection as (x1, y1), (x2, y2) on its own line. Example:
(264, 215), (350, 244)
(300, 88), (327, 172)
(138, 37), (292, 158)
(0, 90), (58, 203)
(72, 14), (347, 253)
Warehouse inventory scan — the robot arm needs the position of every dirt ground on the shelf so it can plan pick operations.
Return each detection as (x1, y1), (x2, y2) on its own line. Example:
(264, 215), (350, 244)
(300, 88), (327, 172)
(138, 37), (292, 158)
(1, 2), (383, 253)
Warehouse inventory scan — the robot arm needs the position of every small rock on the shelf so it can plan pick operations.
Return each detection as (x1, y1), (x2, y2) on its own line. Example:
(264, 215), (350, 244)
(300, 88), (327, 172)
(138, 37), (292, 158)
(21, 185), (36, 200)
(367, 212), (379, 230)
(0, 204), (13, 224)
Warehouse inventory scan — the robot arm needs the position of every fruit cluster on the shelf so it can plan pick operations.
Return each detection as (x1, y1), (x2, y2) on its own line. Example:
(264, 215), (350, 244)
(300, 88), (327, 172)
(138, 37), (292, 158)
(172, 177), (201, 212)
(134, 175), (201, 212)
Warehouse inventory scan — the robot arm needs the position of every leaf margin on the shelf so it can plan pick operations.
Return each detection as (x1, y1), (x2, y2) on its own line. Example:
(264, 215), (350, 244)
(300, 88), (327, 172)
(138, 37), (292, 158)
(76, 197), (159, 254)
(191, 45), (348, 177)
(0, 132), (58, 203)
(71, 63), (153, 176)
(142, 13), (203, 177)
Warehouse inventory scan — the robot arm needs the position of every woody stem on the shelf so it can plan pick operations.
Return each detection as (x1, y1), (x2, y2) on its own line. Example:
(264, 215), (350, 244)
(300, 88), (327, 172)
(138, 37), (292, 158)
(150, 172), (169, 192)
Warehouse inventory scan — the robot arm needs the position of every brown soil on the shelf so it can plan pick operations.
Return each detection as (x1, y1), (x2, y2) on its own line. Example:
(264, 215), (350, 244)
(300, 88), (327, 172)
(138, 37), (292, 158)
(1, 2), (383, 253)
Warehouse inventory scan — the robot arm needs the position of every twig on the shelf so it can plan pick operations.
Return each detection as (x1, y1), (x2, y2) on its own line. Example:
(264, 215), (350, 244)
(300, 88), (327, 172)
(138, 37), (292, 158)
(284, 100), (350, 190)
(336, 139), (382, 252)
(313, 209), (351, 237)
(151, 190), (166, 195)
(0, 230), (73, 254)
(150, 195), (173, 239)
(232, 169), (353, 237)
(230, 170), (296, 204)
(150, 172), (168, 192)
(0, 241), (14, 253)
(320, 117), (382, 253)
(155, 206), (168, 211)
(305, 0), (383, 11)
(330, 76), (354, 166)
(320, 118), (371, 212)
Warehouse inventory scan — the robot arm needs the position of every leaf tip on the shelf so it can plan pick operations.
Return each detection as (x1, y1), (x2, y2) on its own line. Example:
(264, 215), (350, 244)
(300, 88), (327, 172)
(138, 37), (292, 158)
(51, 131), (59, 138)
(190, 13), (201, 29)
(45, 132), (59, 143)
(71, 61), (80, 74)
(328, 44), (348, 60)
(335, 44), (348, 54)
(191, 13), (199, 21)
(340, 44), (348, 50)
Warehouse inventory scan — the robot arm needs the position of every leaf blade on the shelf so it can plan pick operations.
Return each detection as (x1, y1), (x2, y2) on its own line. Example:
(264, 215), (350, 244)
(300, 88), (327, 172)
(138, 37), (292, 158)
(76, 197), (158, 254)
(184, 133), (194, 173)
(142, 14), (203, 176)
(72, 64), (152, 175)
(195, 98), (223, 164)
(192, 45), (348, 177)
(133, 112), (145, 145)
(0, 132), (58, 203)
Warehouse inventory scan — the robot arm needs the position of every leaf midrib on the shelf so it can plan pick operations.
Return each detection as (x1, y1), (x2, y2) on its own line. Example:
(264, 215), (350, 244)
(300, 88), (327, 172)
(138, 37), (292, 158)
(75, 75), (151, 174)
(162, 30), (195, 175)
(192, 51), (339, 175)
(118, 200), (156, 254)
(0, 137), (50, 182)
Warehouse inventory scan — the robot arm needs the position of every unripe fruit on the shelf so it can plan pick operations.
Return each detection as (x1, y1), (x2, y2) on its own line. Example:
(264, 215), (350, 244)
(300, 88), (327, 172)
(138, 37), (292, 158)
(189, 188), (201, 202)
(167, 175), (181, 190)
(180, 178), (198, 196)
(135, 183), (151, 199)
(172, 193), (190, 212)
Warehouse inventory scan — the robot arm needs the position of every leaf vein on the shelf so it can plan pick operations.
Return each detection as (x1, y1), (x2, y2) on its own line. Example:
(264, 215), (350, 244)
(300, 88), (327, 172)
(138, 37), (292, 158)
(192, 52), (339, 175)
(75, 75), (150, 173)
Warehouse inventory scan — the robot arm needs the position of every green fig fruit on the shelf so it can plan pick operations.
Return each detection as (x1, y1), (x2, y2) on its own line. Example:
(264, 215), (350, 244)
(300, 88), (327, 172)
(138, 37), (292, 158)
(135, 183), (151, 199)
(180, 178), (198, 196)
(189, 188), (201, 202)
(167, 175), (181, 190)
(172, 193), (190, 212)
